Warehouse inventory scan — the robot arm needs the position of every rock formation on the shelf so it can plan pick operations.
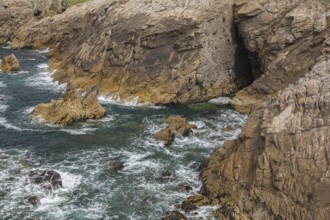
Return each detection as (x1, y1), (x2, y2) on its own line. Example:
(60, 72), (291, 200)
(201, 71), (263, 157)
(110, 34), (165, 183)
(199, 1), (330, 219)
(0, 54), (20, 72)
(9, 0), (250, 107)
(0, 0), (65, 44)
(28, 170), (63, 190)
(32, 89), (106, 125)
(156, 115), (196, 145)
(231, 0), (330, 113)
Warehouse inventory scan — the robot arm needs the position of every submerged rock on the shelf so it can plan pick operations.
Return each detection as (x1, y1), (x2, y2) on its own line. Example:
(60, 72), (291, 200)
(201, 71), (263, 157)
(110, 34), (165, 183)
(108, 160), (124, 173)
(0, 54), (20, 72)
(28, 170), (63, 190)
(177, 183), (193, 193)
(161, 211), (187, 220)
(27, 196), (40, 207)
(156, 115), (196, 145)
(32, 89), (106, 125)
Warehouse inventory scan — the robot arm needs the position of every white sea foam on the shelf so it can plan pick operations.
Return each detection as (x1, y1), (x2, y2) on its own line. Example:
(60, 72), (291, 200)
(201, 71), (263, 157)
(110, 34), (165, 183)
(98, 95), (149, 107)
(25, 71), (66, 93)
(0, 117), (22, 131)
(37, 63), (49, 69)
(37, 48), (49, 54)
(60, 127), (97, 135)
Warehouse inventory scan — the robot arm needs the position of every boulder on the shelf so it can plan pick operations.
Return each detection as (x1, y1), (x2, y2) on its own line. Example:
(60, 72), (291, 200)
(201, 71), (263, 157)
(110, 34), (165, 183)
(28, 170), (63, 190)
(27, 196), (40, 207)
(108, 160), (124, 173)
(32, 89), (106, 125)
(155, 128), (175, 146)
(161, 211), (187, 220)
(156, 115), (197, 145)
(0, 54), (20, 72)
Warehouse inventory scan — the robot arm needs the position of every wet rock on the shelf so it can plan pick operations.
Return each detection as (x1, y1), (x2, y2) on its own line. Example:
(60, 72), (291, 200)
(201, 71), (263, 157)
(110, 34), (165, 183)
(0, 190), (6, 199)
(166, 116), (197, 137)
(155, 128), (175, 146)
(156, 115), (196, 145)
(177, 183), (193, 193)
(161, 171), (172, 178)
(208, 97), (231, 105)
(32, 89), (106, 125)
(0, 54), (20, 72)
(108, 160), (124, 173)
(27, 196), (40, 207)
(161, 210), (187, 220)
(28, 170), (63, 190)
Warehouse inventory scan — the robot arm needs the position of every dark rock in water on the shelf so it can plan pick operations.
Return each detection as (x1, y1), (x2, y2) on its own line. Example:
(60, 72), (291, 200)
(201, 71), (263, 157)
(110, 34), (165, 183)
(161, 210), (187, 220)
(155, 128), (175, 146)
(108, 160), (124, 173)
(28, 170), (63, 190)
(27, 196), (40, 207)
(0, 190), (6, 199)
(177, 183), (193, 193)
(181, 200), (198, 212)
(161, 171), (172, 178)
(181, 194), (216, 212)
(0, 54), (20, 72)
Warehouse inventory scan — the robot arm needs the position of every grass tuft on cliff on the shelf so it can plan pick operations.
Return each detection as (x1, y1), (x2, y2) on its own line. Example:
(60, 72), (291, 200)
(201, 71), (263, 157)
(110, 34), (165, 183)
(61, 0), (89, 7)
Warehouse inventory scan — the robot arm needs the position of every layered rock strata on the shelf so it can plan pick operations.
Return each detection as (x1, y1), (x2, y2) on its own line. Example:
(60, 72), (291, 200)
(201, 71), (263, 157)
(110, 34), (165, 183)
(231, 0), (330, 113)
(10, 0), (248, 110)
(200, 1), (330, 219)
(0, 54), (20, 72)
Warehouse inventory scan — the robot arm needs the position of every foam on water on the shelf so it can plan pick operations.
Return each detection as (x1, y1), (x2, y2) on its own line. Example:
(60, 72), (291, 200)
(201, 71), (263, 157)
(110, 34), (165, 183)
(98, 95), (149, 107)
(0, 81), (7, 88)
(60, 127), (97, 135)
(25, 70), (66, 93)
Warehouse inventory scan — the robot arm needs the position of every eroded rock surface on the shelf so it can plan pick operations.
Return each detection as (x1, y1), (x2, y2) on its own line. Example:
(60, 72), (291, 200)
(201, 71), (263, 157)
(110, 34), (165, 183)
(231, 0), (330, 113)
(0, 0), (65, 44)
(28, 170), (63, 190)
(0, 54), (20, 72)
(202, 55), (330, 219)
(32, 89), (106, 125)
(156, 115), (196, 145)
(10, 0), (247, 106)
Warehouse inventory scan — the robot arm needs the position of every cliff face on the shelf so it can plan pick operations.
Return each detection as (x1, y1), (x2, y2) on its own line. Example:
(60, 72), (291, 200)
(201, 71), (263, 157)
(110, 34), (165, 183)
(0, 0), (65, 44)
(231, 0), (330, 113)
(10, 0), (246, 106)
(201, 1), (330, 219)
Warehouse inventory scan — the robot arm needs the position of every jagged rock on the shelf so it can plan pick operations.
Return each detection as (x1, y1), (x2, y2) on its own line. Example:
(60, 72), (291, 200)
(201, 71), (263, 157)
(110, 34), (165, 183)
(28, 170), (63, 190)
(0, 54), (20, 72)
(231, 0), (329, 113)
(10, 0), (251, 106)
(32, 89), (106, 125)
(177, 183), (193, 193)
(108, 160), (124, 173)
(0, 0), (65, 44)
(202, 56), (330, 219)
(155, 128), (175, 146)
(166, 116), (197, 137)
(161, 211), (187, 220)
(27, 196), (40, 207)
(156, 116), (196, 145)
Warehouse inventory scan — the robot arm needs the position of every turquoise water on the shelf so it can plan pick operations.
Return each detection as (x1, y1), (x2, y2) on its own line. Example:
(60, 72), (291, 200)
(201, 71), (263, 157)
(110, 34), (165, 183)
(0, 47), (246, 220)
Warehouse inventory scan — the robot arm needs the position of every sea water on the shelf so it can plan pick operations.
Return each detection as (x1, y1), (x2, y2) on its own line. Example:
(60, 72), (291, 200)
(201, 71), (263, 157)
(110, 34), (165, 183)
(0, 47), (246, 220)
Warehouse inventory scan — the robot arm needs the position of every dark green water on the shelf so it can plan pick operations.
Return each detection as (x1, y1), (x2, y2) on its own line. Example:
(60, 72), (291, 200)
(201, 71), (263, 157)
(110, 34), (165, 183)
(0, 47), (246, 220)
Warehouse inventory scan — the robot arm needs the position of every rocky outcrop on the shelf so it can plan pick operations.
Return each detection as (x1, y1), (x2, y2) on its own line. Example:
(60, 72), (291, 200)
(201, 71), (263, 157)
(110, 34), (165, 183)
(28, 170), (63, 190)
(32, 89), (106, 125)
(10, 0), (249, 107)
(230, 0), (330, 113)
(201, 46), (330, 220)
(0, 0), (65, 44)
(0, 54), (20, 72)
(156, 115), (196, 145)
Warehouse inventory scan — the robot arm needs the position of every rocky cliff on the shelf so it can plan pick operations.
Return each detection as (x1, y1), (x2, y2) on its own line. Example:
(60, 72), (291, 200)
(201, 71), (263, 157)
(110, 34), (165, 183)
(200, 1), (330, 219)
(10, 0), (249, 106)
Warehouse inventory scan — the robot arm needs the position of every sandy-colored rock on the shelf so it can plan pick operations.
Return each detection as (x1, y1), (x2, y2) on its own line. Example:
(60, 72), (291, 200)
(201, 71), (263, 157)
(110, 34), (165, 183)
(0, 0), (65, 44)
(231, 0), (330, 113)
(0, 54), (20, 72)
(155, 128), (175, 146)
(32, 89), (106, 125)
(10, 0), (251, 106)
(166, 115), (197, 137)
(201, 56), (330, 219)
